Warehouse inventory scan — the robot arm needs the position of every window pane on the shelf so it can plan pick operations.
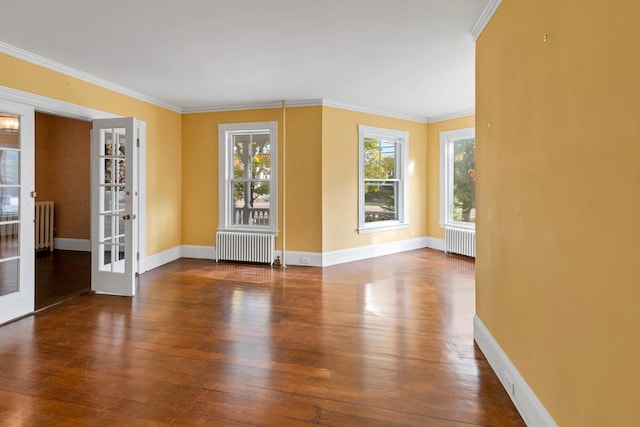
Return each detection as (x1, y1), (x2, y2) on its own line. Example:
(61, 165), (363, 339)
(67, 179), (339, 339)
(452, 138), (476, 223)
(364, 182), (397, 223)
(0, 114), (20, 146)
(233, 133), (271, 180)
(364, 137), (396, 179)
(0, 258), (18, 296)
(0, 187), (19, 217)
(0, 150), (19, 185)
(0, 223), (19, 259)
(233, 134), (250, 179)
(232, 181), (270, 226)
(252, 141), (270, 181)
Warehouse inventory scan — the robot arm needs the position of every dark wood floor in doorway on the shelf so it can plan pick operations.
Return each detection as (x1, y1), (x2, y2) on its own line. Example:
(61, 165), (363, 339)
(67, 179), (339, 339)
(35, 250), (91, 310)
(1, 249), (524, 426)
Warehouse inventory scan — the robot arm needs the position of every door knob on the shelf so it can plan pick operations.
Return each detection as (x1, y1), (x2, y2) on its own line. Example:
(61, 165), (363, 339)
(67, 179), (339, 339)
(122, 215), (131, 220)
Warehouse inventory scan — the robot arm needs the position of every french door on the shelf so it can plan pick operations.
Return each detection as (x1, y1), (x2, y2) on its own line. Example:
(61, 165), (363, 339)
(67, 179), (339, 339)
(0, 100), (34, 324)
(91, 118), (140, 296)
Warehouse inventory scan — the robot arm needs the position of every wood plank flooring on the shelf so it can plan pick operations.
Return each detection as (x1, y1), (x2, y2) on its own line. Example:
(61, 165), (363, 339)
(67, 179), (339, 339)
(35, 250), (91, 310)
(0, 249), (525, 426)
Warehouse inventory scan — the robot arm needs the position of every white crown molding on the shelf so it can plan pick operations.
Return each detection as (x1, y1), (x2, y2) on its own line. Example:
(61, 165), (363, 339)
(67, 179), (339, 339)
(474, 316), (558, 427)
(322, 100), (429, 124)
(0, 41), (181, 113)
(182, 99), (324, 114)
(184, 99), (431, 124)
(426, 108), (476, 123)
(470, 0), (502, 40)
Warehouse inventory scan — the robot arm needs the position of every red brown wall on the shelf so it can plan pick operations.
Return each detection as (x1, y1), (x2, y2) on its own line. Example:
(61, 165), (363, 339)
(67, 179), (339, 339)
(35, 112), (91, 240)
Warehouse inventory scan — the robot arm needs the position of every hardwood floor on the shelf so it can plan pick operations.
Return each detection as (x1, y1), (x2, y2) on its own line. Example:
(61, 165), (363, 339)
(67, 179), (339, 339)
(0, 249), (524, 426)
(35, 250), (91, 310)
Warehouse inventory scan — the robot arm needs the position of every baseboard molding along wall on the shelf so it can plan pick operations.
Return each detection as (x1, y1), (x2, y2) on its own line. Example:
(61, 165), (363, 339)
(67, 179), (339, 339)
(141, 245), (182, 273)
(426, 237), (445, 252)
(277, 250), (323, 267)
(53, 238), (91, 252)
(142, 236), (442, 272)
(473, 316), (557, 427)
(182, 245), (217, 260)
(321, 237), (429, 266)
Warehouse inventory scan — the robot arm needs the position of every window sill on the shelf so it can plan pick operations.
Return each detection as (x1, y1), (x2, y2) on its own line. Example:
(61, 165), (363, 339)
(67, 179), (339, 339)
(219, 227), (278, 236)
(439, 222), (475, 231)
(358, 223), (409, 235)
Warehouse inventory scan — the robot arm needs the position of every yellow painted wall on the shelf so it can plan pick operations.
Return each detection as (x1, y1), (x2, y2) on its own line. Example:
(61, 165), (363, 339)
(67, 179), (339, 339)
(0, 53), (182, 256)
(182, 106), (323, 252)
(476, 1), (640, 425)
(426, 115), (475, 240)
(321, 107), (428, 252)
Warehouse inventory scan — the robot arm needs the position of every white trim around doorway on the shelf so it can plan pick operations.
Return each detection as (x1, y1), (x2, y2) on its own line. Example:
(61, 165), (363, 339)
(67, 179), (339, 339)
(0, 84), (148, 275)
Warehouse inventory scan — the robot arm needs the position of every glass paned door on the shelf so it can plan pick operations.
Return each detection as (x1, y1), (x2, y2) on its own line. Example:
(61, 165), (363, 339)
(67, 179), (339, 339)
(0, 101), (34, 325)
(91, 118), (138, 296)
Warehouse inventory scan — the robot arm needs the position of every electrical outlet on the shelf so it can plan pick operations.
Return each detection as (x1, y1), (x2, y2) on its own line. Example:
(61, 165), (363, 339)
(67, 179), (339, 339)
(503, 371), (515, 397)
(300, 257), (310, 265)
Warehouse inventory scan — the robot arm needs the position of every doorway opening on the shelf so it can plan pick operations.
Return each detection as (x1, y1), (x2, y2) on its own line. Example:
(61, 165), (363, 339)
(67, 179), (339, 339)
(34, 112), (91, 309)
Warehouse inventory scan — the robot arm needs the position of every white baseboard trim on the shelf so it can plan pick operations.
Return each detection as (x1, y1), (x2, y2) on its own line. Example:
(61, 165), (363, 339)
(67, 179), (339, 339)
(53, 238), (91, 252)
(277, 250), (323, 267)
(474, 316), (557, 427)
(141, 245), (182, 273)
(321, 237), (429, 267)
(426, 237), (445, 252)
(141, 239), (433, 272)
(182, 245), (216, 260)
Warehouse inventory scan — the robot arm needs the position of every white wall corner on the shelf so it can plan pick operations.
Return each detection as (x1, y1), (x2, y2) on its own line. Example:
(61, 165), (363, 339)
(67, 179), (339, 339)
(182, 245), (217, 260)
(321, 237), (429, 267)
(141, 245), (182, 273)
(53, 238), (91, 252)
(469, 0), (502, 41)
(426, 237), (445, 252)
(473, 315), (558, 427)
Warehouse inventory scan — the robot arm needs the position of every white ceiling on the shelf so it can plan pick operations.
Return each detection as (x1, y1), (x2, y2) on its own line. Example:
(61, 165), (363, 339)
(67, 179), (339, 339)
(0, 0), (488, 120)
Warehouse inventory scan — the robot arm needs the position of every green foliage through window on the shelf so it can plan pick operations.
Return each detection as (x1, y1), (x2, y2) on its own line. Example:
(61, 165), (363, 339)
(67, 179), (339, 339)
(364, 137), (398, 222)
(231, 132), (271, 226)
(452, 138), (475, 223)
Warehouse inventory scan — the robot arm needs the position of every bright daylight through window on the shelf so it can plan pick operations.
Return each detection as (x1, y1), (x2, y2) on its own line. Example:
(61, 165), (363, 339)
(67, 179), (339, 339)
(358, 125), (408, 234)
(439, 127), (476, 229)
(218, 122), (277, 233)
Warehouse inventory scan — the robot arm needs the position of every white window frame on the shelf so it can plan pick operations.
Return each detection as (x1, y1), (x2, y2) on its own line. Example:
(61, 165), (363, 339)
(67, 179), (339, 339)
(358, 124), (409, 234)
(439, 127), (475, 230)
(218, 121), (278, 234)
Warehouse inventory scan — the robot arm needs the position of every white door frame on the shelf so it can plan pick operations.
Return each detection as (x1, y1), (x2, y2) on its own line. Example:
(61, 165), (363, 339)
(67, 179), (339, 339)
(0, 86), (147, 304)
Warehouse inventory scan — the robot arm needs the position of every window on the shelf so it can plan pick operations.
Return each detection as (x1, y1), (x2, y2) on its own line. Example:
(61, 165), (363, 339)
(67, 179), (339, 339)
(218, 121), (277, 233)
(439, 127), (476, 229)
(358, 125), (409, 233)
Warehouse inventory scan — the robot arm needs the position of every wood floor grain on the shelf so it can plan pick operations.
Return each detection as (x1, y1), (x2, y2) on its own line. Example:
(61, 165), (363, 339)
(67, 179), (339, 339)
(0, 249), (524, 426)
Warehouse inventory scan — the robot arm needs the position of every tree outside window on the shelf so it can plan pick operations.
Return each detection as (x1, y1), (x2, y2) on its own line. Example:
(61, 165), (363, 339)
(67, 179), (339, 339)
(452, 138), (475, 223)
(358, 125), (408, 234)
(439, 127), (476, 229)
(218, 121), (278, 233)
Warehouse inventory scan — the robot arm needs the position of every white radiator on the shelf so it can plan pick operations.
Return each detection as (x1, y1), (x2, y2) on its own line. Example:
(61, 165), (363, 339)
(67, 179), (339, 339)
(216, 231), (274, 264)
(445, 227), (475, 258)
(35, 201), (54, 252)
